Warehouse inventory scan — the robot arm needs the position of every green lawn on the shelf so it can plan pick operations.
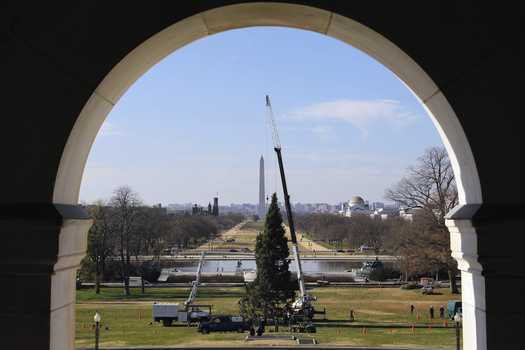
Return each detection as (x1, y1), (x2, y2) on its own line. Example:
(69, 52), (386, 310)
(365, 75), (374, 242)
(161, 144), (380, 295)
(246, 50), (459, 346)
(76, 286), (460, 348)
(77, 287), (244, 303)
(238, 221), (264, 231)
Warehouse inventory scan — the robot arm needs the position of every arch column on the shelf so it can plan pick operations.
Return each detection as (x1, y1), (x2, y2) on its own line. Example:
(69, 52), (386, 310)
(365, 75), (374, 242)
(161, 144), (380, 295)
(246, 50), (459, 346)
(0, 204), (91, 350)
(448, 204), (525, 350)
(50, 215), (92, 350)
(447, 207), (487, 350)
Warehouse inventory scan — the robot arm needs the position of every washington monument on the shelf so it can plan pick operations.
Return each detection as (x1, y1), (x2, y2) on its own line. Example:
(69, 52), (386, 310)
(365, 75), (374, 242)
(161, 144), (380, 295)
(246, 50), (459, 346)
(258, 155), (266, 218)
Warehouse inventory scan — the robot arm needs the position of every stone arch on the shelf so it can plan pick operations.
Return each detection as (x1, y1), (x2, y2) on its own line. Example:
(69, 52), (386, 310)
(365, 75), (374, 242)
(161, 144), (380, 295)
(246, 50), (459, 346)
(50, 3), (484, 350)
(53, 3), (481, 206)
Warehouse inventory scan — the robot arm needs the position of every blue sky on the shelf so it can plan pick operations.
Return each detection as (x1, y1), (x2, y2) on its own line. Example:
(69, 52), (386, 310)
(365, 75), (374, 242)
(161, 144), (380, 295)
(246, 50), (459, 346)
(79, 27), (443, 206)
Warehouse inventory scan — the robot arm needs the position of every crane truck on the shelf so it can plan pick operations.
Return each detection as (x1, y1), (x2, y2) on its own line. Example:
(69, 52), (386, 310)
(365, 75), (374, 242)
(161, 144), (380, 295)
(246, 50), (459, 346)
(152, 252), (212, 326)
(265, 95), (321, 328)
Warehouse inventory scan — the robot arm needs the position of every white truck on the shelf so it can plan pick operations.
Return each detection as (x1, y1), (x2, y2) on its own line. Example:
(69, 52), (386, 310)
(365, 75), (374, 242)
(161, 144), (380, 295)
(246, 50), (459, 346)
(152, 302), (210, 326)
(152, 252), (211, 326)
(129, 276), (151, 287)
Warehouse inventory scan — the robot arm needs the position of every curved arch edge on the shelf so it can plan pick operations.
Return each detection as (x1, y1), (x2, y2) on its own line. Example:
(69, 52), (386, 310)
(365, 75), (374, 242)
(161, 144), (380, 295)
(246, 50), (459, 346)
(53, 2), (482, 208)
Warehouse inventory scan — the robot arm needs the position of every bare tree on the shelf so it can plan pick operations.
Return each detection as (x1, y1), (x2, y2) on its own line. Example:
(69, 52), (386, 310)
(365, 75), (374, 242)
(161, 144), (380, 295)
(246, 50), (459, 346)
(386, 147), (458, 225)
(86, 201), (115, 294)
(386, 147), (460, 293)
(110, 186), (142, 296)
(130, 206), (167, 293)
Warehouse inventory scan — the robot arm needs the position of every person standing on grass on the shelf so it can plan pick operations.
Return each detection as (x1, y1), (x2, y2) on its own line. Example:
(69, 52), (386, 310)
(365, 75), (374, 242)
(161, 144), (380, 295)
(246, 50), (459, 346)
(256, 318), (265, 336)
(349, 309), (355, 322)
(410, 304), (415, 315)
(429, 305), (434, 319)
(439, 305), (445, 319)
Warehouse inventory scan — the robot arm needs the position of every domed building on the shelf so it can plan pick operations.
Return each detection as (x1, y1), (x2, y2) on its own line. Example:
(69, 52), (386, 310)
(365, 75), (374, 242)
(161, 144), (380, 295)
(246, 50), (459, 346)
(350, 196), (365, 206)
(340, 195), (371, 217)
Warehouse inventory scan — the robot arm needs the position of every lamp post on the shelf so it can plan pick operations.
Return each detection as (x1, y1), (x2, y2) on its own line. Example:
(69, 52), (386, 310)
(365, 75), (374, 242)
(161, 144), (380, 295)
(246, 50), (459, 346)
(94, 311), (101, 350)
(454, 312), (462, 350)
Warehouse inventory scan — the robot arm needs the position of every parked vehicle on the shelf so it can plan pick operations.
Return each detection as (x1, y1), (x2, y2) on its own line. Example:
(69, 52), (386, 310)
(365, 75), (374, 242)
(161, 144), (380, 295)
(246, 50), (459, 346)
(198, 315), (250, 334)
(153, 252), (211, 326)
(356, 258), (384, 279)
(447, 300), (462, 319)
(290, 321), (316, 333)
(129, 276), (151, 287)
(359, 244), (375, 252)
(419, 277), (433, 287)
(243, 270), (256, 282)
(152, 302), (210, 326)
(421, 285), (434, 295)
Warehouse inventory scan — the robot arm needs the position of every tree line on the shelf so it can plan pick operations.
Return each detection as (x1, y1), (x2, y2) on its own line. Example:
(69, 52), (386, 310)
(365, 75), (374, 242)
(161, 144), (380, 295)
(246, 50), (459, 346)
(295, 213), (387, 252)
(81, 186), (244, 295)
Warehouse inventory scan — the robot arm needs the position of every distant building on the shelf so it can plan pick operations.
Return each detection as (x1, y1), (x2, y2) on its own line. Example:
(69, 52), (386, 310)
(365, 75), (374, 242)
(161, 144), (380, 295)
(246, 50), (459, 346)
(152, 203), (168, 215)
(219, 203), (257, 215)
(191, 204), (205, 215)
(212, 196), (219, 216)
(341, 196), (372, 217)
(370, 203), (400, 220)
(190, 195), (219, 216)
(167, 203), (193, 214)
(399, 207), (422, 221)
(370, 202), (384, 211)
(293, 202), (337, 214)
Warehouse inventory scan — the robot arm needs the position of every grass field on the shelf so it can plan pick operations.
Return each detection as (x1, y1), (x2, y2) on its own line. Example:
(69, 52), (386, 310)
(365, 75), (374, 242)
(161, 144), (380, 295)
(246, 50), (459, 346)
(202, 220), (332, 254)
(76, 286), (460, 348)
(198, 221), (262, 251)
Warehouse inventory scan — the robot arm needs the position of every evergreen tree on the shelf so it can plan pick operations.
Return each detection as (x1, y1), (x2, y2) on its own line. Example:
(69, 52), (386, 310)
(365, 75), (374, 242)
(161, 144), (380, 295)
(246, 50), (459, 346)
(240, 193), (295, 321)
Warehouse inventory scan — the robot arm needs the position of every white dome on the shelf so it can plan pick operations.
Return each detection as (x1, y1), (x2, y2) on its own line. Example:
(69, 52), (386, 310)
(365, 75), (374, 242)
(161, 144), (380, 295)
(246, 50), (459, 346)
(350, 196), (365, 205)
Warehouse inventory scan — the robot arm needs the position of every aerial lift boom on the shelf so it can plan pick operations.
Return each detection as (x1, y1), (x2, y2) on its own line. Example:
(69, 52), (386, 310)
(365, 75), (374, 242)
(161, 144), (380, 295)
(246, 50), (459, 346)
(185, 251), (206, 307)
(152, 251), (211, 326)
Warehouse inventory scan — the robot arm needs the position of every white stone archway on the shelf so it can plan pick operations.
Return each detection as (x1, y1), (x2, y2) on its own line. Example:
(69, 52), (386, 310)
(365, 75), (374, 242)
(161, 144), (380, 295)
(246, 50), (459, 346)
(51, 3), (485, 350)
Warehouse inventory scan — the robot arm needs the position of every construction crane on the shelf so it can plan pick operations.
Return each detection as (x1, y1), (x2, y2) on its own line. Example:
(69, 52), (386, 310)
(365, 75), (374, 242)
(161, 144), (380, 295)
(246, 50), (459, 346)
(265, 95), (317, 321)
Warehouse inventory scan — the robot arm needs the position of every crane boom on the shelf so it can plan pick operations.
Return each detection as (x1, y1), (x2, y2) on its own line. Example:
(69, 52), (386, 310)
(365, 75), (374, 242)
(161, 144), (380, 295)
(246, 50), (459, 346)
(185, 251), (205, 307)
(265, 95), (306, 298)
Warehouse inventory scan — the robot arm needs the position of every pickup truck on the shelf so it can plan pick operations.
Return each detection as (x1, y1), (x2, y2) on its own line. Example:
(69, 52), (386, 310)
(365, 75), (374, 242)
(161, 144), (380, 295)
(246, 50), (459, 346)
(198, 315), (250, 334)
